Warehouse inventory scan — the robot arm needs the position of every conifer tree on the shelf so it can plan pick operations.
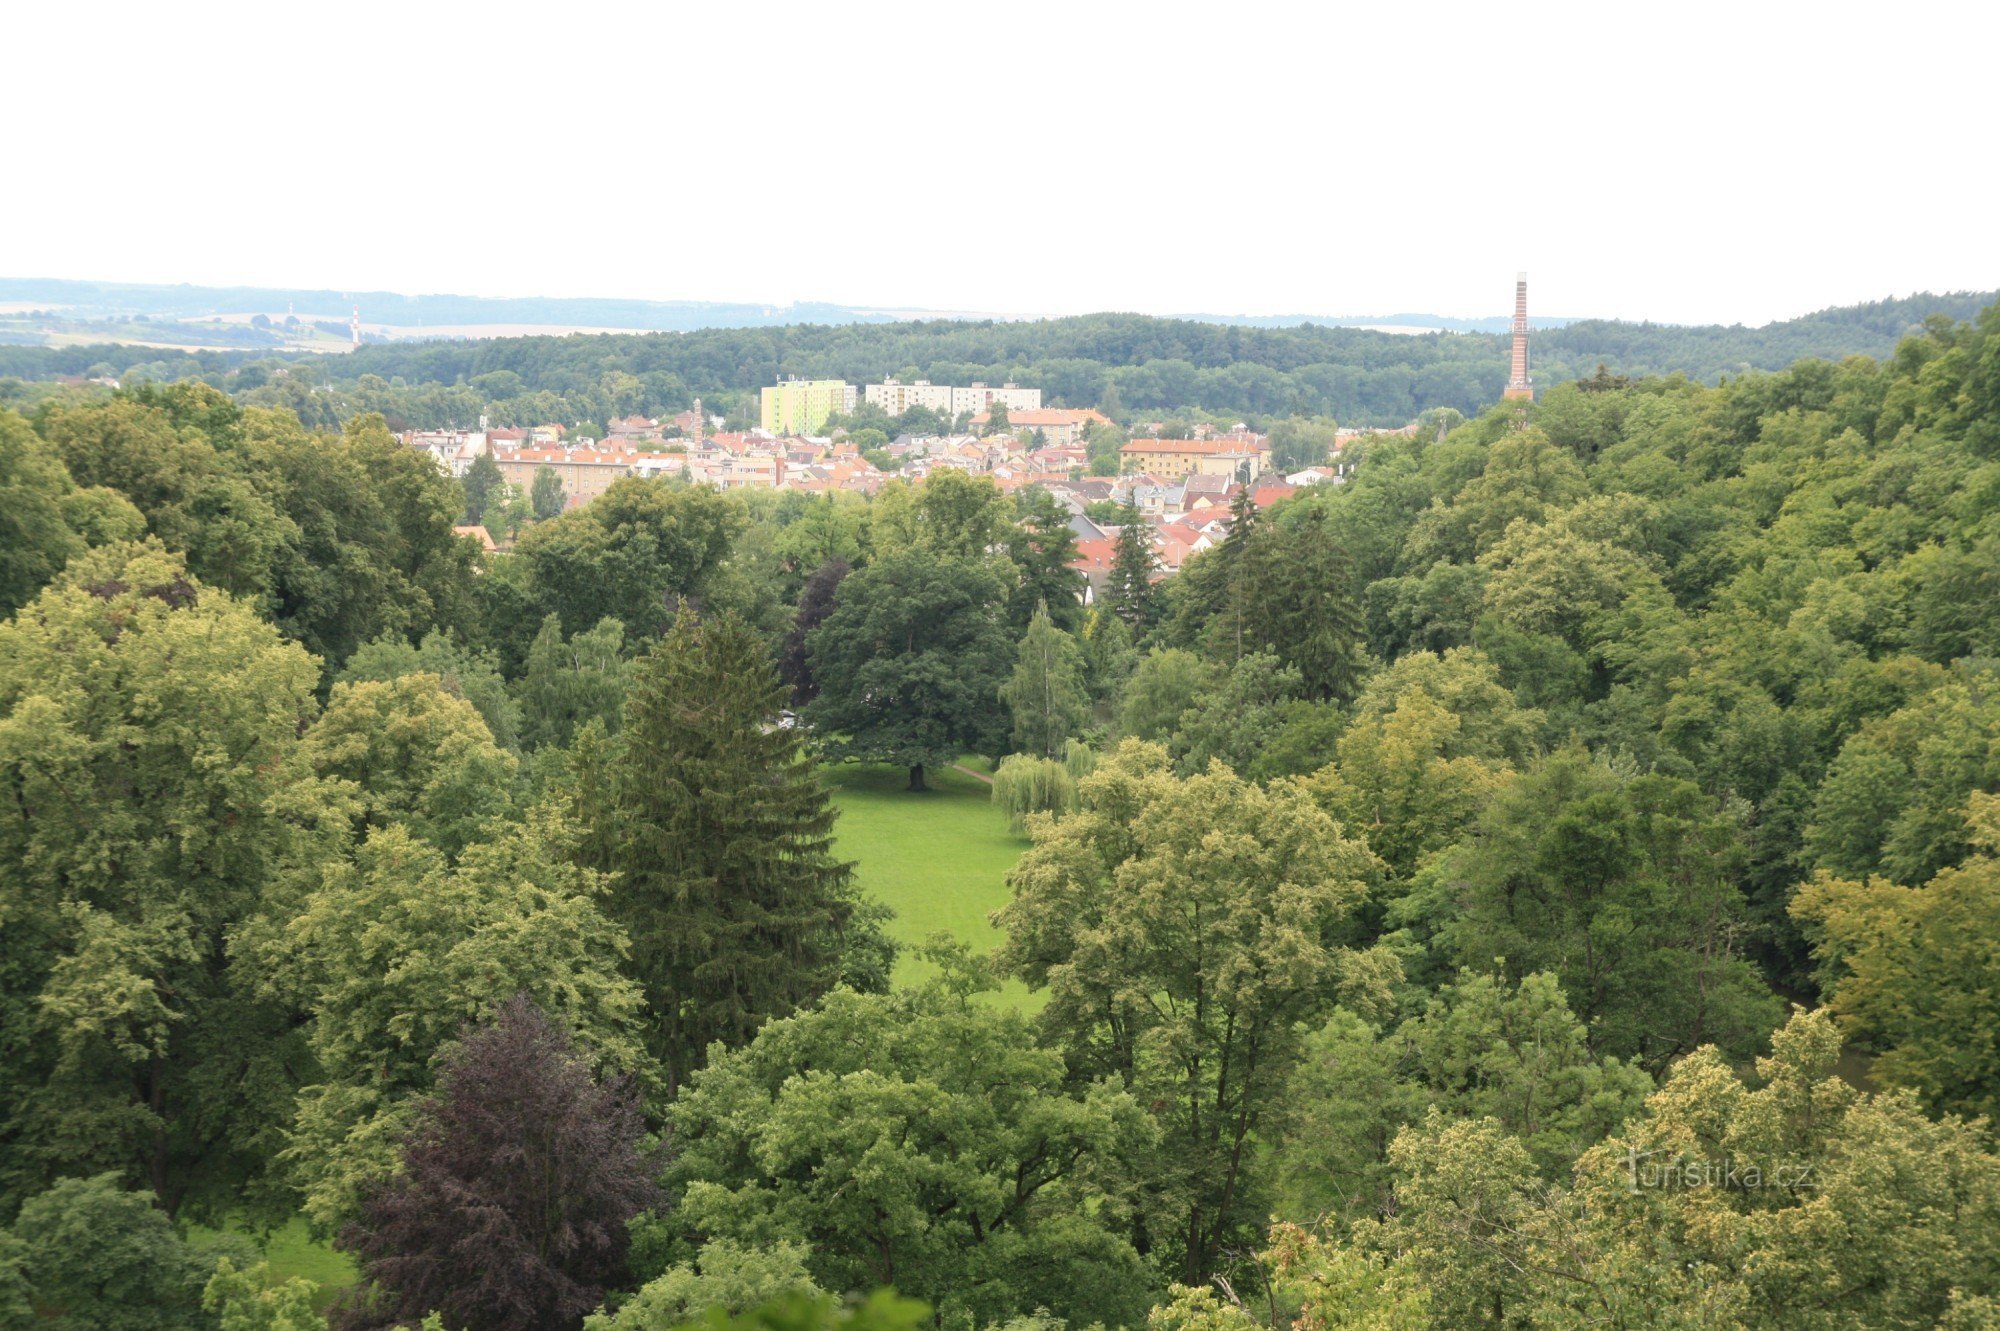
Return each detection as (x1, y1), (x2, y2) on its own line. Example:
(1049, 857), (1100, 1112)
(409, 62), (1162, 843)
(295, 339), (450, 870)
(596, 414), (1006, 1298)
(1103, 508), (1160, 635)
(1170, 485), (1262, 657)
(590, 606), (885, 1091)
(1245, 503), (1364, 701)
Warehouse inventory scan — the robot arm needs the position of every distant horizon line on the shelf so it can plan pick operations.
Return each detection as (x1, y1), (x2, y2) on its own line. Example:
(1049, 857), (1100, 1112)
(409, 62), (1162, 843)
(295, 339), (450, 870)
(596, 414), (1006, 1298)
(4, 274), (1992, 336)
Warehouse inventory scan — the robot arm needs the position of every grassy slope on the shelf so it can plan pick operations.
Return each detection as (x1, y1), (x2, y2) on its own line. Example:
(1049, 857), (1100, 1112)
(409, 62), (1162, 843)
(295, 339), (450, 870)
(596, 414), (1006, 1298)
(824, 761), (1036, 1008)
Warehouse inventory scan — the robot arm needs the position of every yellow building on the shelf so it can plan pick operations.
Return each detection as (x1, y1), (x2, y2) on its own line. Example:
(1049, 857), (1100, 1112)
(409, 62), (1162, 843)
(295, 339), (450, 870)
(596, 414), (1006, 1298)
(1119, 438), (1270, 481)
(493, 446), (639, 508)
(761, 380), (857, 435)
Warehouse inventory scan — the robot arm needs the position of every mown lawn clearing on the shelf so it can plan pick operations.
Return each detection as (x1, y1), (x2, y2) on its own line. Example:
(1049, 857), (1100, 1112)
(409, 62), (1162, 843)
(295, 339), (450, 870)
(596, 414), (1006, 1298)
(824, 760), (1038, 1008)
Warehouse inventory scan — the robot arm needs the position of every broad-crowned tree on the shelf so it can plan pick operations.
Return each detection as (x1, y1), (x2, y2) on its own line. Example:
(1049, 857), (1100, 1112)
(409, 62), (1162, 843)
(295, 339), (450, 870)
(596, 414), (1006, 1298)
(245, 406), (474, 670)
(662, 952), (1155, 1329)
(298, 673), (517, 862)
(1795, 792), (2000, 1121)
(805, 549), (1012, 789)
(1167, 651), (1303, 775)
(1305, 647), (1540, 880)
(1807, 677), (2000, 886)
(0, 545), (328, 1220)
(342, 626), (520, 751)
(586, 1241), (821, 1330)
(0, 409), (142, 617)
(3, 1173), (235, 1331)
(260, 812), (644, 1230)
(514, 476), (739, 636)
(1415, 746), (1780, 1069)
(37, 391), (294, 608)
(995, 740), (1391, 1286)
(1116, 647), (1215, 742)
(1364, 1010), (2000, 1330)
(1272, 972), (1651, 1225)
(517, 613), (629, 751)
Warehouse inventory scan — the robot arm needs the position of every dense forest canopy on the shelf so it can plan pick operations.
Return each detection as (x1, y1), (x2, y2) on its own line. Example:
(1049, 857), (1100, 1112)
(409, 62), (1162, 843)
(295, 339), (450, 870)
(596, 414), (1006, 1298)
(1, 299), (1999, 1329)
(2, 290), (1991, 430)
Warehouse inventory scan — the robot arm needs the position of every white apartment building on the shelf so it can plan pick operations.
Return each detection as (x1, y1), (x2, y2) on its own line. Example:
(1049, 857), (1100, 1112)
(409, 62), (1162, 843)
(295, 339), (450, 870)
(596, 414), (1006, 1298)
(950, 381), (1041, 417)
(400, 428), (487, 477)
(864, 379), (956, 416)
(864, 378), (1042, 418)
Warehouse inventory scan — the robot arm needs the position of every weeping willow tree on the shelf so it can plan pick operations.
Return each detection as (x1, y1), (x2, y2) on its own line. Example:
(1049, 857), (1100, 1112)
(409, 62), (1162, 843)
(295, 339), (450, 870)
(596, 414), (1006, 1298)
(1064, 738), (1097, 781)
(992, 754), (1078, 834)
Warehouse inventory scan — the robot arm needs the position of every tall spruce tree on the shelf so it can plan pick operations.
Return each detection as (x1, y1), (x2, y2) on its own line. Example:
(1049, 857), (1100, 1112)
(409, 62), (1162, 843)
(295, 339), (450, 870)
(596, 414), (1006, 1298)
(1245, 503), (1364, 701)
(588, 606), (881, 1091)
(1168, 485), (1261, 657)
(1103, 508), (1160, 635)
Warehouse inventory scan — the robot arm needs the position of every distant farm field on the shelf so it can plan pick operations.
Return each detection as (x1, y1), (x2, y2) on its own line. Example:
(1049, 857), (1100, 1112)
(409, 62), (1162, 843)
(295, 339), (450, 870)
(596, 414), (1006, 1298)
(824, 761), (1037, 1008)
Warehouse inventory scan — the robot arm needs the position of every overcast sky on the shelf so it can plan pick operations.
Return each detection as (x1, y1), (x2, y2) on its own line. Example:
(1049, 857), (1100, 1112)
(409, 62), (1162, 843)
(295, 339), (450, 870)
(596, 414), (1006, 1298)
(10, 1), (1994, 326)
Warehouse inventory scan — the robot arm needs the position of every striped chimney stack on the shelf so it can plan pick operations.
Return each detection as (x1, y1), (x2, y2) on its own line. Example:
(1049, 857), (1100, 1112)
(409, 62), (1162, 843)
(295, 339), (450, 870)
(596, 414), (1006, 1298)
(1502, 272), (1533, 400)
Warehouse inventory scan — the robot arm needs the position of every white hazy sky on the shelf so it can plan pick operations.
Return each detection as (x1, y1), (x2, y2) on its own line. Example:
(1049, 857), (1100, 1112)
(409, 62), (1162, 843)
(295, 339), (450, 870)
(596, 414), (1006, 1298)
(8, 1), (1995, 326)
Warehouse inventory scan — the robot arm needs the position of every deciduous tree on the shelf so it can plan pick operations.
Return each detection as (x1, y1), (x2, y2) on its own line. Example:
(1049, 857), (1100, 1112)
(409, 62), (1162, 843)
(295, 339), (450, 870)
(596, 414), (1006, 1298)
(336, 997), (659, 1331)
(996, 741), (1390, 1284)
(805, 550), (1012, 789)
(663, 956), (1154, 1330)
(263, 813), (644, 1229)
(0, 545), (327, 1219)
(1794, 792), (2000, 1120)
(1001, 600), (1089, 760)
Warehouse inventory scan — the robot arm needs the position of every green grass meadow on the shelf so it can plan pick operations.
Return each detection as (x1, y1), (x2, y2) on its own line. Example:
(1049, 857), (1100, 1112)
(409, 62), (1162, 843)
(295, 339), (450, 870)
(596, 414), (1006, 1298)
(824, 761), (1037, 1007)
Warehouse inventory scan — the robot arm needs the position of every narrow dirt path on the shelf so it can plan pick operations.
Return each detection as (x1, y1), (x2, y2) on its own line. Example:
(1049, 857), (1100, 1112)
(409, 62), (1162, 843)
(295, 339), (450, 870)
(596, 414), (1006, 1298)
(952, 763), (994, 785)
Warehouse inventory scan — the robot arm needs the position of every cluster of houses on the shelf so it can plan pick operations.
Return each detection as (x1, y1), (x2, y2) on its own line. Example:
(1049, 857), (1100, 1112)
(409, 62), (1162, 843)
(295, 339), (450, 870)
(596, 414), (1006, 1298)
(1055, 463), (1344, 599)
(402, 407), (882, 501)
(403, 397), (1371, 591)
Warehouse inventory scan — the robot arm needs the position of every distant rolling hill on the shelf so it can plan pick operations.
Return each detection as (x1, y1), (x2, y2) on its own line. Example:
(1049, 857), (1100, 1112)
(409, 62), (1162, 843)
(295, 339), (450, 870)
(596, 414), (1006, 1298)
(0, 283), (1991, 428)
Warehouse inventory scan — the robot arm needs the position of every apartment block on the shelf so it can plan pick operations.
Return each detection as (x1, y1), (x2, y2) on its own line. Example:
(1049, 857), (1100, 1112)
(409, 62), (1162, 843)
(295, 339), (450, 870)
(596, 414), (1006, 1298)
(761, 380), (857, 435)
(864, 378), (1042, 419)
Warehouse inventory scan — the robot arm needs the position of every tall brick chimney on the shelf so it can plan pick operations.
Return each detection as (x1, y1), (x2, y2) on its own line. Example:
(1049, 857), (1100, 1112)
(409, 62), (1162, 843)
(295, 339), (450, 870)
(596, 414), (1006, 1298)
(1502, 272), (1533, 401)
